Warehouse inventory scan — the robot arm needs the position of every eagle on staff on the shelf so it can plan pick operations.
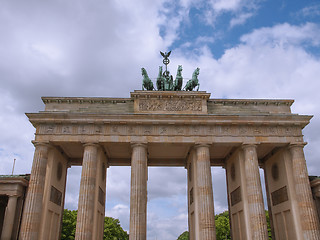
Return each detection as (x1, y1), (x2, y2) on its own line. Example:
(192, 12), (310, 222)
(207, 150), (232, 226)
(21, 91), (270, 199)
(160, 50), (171, 59)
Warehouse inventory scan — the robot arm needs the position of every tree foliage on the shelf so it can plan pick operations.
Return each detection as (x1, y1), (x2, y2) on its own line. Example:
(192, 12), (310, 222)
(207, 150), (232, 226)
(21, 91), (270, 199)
(177, 210), (272, 240)
(177, 231), (189, 240)
(61, 209), (128, 240)
(61, 209), (77, 240)
(103, 216), (129, 240)
(215, 211), (231, 240)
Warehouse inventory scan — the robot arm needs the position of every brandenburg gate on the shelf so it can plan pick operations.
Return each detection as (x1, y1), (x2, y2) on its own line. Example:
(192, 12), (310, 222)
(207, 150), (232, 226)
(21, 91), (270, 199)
(18, 89), (320, 239)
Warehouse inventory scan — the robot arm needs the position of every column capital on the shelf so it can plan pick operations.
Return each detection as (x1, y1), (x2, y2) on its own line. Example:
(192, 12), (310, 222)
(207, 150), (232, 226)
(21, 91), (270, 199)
(288, 142), (307, 149)
(131, 142), (148, 149)
(32, 141), (51, 148)
(194, 142), (212, 149)
(82, 142), (100, 148)
(7, 194), (19, 198)
(241, 142), (259, 150)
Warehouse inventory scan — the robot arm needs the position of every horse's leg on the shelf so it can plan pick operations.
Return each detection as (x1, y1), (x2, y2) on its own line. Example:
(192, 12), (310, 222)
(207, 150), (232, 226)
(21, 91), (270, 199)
(197, 84), (199, 91)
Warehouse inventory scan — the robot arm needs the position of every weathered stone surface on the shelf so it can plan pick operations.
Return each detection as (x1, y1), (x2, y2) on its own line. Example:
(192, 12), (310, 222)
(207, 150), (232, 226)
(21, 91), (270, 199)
(75, 143), (99, 240)
(129, 143), (148, 240)
(20, 90), (319, 240)
(20, 143), (50, 240)
(290, 144), (320, 239)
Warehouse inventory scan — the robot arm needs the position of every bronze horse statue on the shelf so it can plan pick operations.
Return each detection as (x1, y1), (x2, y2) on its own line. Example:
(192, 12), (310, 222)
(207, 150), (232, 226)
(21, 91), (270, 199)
(184, 68), (200, 91)
(141, 68), (154, 90)
(156, 66), (165, 91)
(174, 65), (183, 91)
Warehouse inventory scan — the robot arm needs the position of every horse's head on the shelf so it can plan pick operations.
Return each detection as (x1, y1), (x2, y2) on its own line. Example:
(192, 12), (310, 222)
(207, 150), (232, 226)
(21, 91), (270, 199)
(177, 65), (183, 73)
(141, 68), (146, 75)
(195, 67), (200, 76)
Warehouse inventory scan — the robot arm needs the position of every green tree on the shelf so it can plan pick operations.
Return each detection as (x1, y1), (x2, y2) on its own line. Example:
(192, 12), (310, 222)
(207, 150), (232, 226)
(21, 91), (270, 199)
(265, 210), (272, 240)
(176, 210), (272, 240)
(215, 211), (230, 240)
(177, 231), (189, 240)
(60, 210), (128, 240)
(61, 209), (77, 240)
(103, 216), (129, 240)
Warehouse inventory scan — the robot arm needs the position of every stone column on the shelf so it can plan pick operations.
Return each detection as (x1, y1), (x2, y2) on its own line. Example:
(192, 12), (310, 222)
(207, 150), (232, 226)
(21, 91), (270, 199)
(20, 142), (50, 240)
(195, 144), (216, 240)
(289, 143), (320, 239)
(242, 144), (268, 239)
(75, 143), (99, 240)
(1, 195), (18, 240)
(129, 143), (148, 240)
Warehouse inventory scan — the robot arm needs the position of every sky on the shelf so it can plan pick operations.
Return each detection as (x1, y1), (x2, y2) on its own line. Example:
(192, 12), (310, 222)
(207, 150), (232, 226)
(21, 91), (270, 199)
(1, 0), (320, 239)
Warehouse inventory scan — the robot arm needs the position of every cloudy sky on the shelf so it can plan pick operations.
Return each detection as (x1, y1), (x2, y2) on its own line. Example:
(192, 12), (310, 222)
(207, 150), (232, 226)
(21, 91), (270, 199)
(1, 0), (320, 239)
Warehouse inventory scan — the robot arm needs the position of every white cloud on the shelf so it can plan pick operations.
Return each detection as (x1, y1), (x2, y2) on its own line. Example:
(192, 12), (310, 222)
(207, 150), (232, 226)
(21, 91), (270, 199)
(107, 204), (130, 232)
(240, 22), (320, 47)
(211, 0), (243, 12)
(230, 12), (254, 27)
(205, 0), (260, 27)
(299, 3), (320, 18)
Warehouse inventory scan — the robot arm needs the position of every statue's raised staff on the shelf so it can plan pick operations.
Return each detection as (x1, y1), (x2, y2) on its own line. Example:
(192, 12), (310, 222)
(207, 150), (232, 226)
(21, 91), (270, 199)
(141, 68), (154, 90)
(174, 65), (183, 91)
(184, 67), (200, 91)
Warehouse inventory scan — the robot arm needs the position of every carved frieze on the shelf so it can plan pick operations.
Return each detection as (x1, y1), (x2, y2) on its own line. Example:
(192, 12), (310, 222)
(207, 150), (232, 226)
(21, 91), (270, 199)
(138, 99), (202, 112)
(38, 123), (302, 138)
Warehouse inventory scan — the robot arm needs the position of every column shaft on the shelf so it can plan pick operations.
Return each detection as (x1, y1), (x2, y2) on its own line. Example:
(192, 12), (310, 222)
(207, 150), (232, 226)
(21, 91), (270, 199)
(1, 195), (18, 240)
(242, 144), (268, 239)
(75, 143), (99, 240)
(129, 143), (148, 240)
(195, 144), (216, 240)
(20, 143), (50, 240)
(290, 144), (320, 239)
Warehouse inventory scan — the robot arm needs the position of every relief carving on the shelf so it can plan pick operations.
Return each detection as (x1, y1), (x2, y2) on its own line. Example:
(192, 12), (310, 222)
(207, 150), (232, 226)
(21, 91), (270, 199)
(112, 126), (119, 134)
(79, 125), (88, 134)
(46, 125), (55, 134)
(127, 126), (135, 134)
(38, 123), (302, 139)
(144, 126), (152, 134)
(95, 125), (102, 134)
(159, 126), (167, 135)
(62, 126), (71, 134)
(176, 126), (184, 134)
(139, 99), (202, 112)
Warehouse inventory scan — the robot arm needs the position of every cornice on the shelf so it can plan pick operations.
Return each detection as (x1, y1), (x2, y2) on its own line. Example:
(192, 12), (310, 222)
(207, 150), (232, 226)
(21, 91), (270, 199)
(25, 111), (312, 128)
(208, 99), (294, 107)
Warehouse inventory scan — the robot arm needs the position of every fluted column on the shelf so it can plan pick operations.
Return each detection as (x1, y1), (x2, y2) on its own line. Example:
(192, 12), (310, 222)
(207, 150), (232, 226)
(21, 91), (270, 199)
(129, 143), (148, 240)
(1, 195), (18, 240)
(242, 144), (268, 239)
(20, 142), (50, 240)
(195, 144), (216, 240)
(289, 143), (320, 239)
(75, 143), (99, 240)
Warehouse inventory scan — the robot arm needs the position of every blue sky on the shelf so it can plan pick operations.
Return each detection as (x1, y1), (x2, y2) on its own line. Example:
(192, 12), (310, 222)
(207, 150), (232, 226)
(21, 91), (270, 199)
(0, 0), (320, 239)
